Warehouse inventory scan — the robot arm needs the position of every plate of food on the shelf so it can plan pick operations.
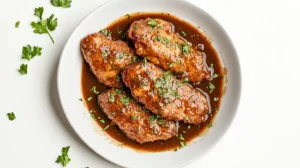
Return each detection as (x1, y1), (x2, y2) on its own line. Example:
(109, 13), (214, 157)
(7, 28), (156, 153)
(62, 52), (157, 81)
(57, 0), (241, 167)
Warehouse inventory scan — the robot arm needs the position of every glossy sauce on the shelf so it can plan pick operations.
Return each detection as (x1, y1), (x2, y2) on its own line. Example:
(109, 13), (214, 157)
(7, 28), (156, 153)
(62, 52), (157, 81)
(81, 13), (225, 152)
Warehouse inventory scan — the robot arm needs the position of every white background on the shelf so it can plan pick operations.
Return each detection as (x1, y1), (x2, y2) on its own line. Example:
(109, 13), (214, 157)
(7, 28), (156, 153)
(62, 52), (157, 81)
(0, 0), (299, 168)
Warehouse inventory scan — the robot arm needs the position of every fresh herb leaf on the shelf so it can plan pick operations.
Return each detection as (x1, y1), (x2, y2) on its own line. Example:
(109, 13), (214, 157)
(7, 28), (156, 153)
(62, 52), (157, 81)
(181, 43), (191, 55)
(108, 93), (115, 103)
(181, 31), (187, 36)
(47, 14), (58, 31)
(56, 146), (71, 167)
(168, 63), (174, 68)
(7, 112), (16, 121)
(51, 0), (72, 8)
(99, 29), (112, 37)
(15, 21), (20, 28)
(134, 25), (139, 30)
(87, 96), (92, 101)
(79, 98), (82, 101)
(208, 122), (213, 128)
(116, 74), (121, 81)
(101, 49), (109, 57)
(103, 125), (109, 130)
(31, 7), (57, 43)
(90, 113), (96, 120)
(131, 115), (139, 121)
(120, 96), (130, 106)
(19, 64), (28, 75)
(90, 86), (99, 94)
(116, 52), (128, 59)
(144, 58), (147, 66)
(180, 141), (185, 148)
(184, 116), (190, 121)
(174, 148), (177, 151)
(213, 73), (219, 79)
(125, 14), (131, 19)
(100, 119), (105, 124)
(22, 45), (42, 61)
(179, 134), (185, 140)
(208, 82), (215, 93)
(147, 19), (158, 27)
(182, 78), (189, 83)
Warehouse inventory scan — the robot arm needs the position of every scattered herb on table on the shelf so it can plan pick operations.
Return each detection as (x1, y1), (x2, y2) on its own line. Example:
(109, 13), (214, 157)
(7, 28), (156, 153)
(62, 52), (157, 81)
(51, 0), (72, 8)
(22, 45), (42, 61)
(15, 21), (20, 28)
(31, 7), (58, 43)
(7, 112), (16, 121)
(56, 146), (71, 167)
(79, 98), (82, 101)
(19, 64), (28, 75)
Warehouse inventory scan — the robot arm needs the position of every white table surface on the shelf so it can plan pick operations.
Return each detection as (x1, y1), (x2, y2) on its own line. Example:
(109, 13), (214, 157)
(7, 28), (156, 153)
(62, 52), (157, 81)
(1, 0), (299, 167)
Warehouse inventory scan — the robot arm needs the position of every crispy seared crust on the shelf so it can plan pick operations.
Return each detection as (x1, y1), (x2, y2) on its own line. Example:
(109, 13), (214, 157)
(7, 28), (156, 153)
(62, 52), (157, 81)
(122, 62), (209, 125)
(128, 18), (211, 83)
(98, 88), (176, 144)
(81, 33), (138, 88)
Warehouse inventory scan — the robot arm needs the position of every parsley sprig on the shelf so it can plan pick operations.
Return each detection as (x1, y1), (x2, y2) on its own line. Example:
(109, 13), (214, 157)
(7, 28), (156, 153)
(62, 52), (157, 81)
(56, 146), (71, 167)
(31, 7), (58, 43)
(51, 0), (72, 8)
(7, 112), (16, 121)
(22, 45), (42, 61)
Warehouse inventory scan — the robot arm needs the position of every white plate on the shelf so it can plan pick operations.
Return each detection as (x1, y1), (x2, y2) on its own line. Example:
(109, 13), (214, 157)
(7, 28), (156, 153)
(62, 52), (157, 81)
(57, 0), (241, 167)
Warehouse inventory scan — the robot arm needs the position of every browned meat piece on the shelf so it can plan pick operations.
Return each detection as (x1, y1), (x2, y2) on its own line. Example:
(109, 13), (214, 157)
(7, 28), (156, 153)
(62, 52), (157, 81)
(98, 88), (176, 144)
(122, 62), (209, 125)
(128, 18), (211, 83)
(81, 32), (138, 88)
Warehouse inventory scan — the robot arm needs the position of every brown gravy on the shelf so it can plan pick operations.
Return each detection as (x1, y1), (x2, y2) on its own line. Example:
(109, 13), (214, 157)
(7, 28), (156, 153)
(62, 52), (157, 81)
(81, 12), (225, 152)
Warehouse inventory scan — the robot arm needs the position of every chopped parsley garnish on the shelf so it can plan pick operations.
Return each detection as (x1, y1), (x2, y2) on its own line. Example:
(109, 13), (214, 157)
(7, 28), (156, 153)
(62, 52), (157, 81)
(87, 96), (92, 101)
(182, 78), (189, 83)
(168, 63), (174, 68)
(210, 63), (214, 67)
(179, 134), (185, 140)
(208, 122), (213, 128)
(180, 141), (185, 148)
(100, 119), (105, 124)
(125, 14), (131, 19)
(109, 60), (116, 69)
(19, 64), (28, 75)
(184, 116), (190, 121)
(181, 31), (187, 36)
(90, 86), (99, 94)
(208, 82), (215, 93)
(108, 93), (115, 103)
(134, 25), (139, 30)
(7, 112), (16, 121)
(103, 125), (109, 130)
(144, 58), (147, 66)
(120, 96), (130, 106)
(79, 98), (82, 101)
(56, 146), (71, 167)
(181, 43), (191, 55)
(22, 44), (42, 61)
(15, 21), (20, 28)
(101, 49), (109, 57)
(188, 125), (191, 129)
(99, 29), (112, 37)
(147, 19), (158, 27)
(117, 52), (128, 59)
(116, 74), (121, 81)
(51, 0), (72, 8)
(214, 97), (219, 101)
(131, 115), (139, 121)
(174, 148), (178, 151)
(213, 73), (219, 78)
(90, 113), (96, 120)
(31, 7), (57, 43)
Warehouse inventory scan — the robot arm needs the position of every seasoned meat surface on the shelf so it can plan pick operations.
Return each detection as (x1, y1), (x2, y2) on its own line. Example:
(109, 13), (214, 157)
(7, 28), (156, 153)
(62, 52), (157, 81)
(81, 32), (138, 88)
(122, 62), (209, 125)
(128, 18), (211, 83)
(98, 88), (176, 144)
